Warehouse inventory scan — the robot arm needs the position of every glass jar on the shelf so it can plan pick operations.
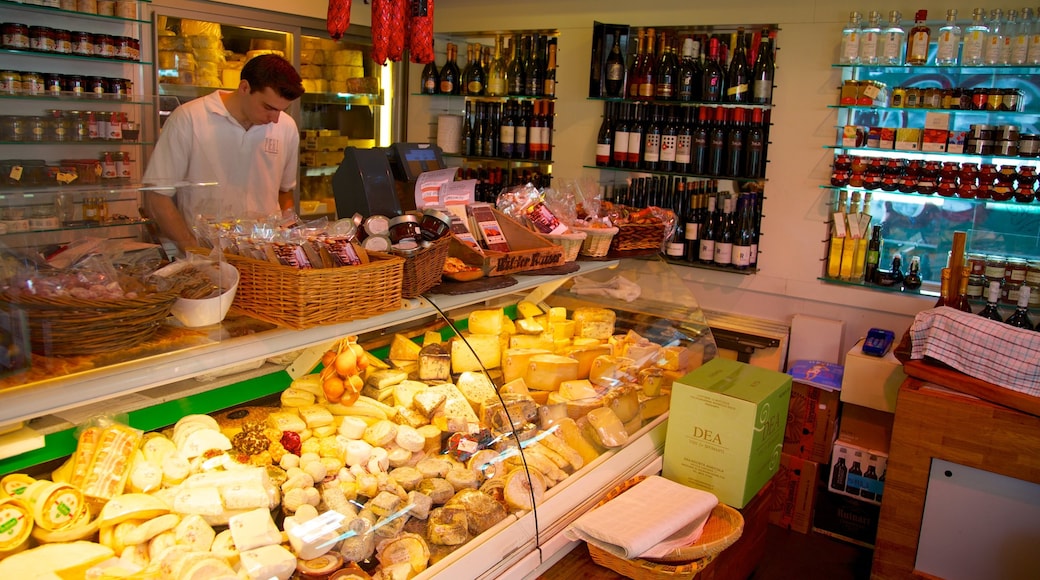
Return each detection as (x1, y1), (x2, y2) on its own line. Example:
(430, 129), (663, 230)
(957, 88), (972, 110)
(966, 274), (987, 299)
(21, 71), (44, 96)
(1026, 262), (1040, 287)
(971, 88), (988, 110)
(29, 26), (55, 53)
(991, 165), (1017, 202)
(62, 75), (85, 97)
(93, 34), (115, 59)
(922, 87), (942, 108)
(957, 163), (978, 199)
(943, 88), (958, 109)
(71, 31), (94, 56)
(44, 73), (63, 97)
(88, 76), (108, 99)
(1007, 258), (1029, 284)
(1, 116), (26, 142)
(69, 111), (89, 141)
(833, 153), (852, 172)
(976, 164), (998, 199)
(862, 158), (884, 190)
(986, 89), (1003, 111)
(0, 71), (21, 96)
(915, 160), (940, 195)
(1002, 88), (1022, 112)
(1001, 282), (1022, 305)
(96, 0), (115, 16)
(848, 156), (867, 188)
(27, 116), (47, 142)
(77, 0), (98, 13)
(891, 87), (906, 107)
(387, 214), (422, 244)
(937, 162), (959, 197)
(53, 29), (72, 54)
(1018, 134), (1040, 158)
(984, 257), (1007, 282)
(1, 22), (30, 50)
(48, 110), (69, 142)
(108, 78), (126, 99)
(904, 87), (921, 108)
(881, 158), (904, 192)
(115, 0), (137, 19)
(968, 253), (987, 276)
(114, 36), (133, 60)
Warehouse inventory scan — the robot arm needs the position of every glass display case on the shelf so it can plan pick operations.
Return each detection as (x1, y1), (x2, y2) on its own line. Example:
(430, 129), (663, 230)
(0, 256), (715, 578)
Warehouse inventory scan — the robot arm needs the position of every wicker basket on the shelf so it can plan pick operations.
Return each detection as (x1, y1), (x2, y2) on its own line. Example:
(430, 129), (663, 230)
(574, 226), (619, 258)
(545, 231), (587, 262)
(1, 290), (178, 356)
(401, 236), (451, 298)
(585, 475), (744, 579)
(224, 251), (404, 329)
(611, 222), (667, 253)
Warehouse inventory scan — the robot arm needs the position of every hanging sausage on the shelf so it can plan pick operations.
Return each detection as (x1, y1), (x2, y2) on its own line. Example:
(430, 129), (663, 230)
(370, 0), (390, 65)
(386, 0), (409, 63)
(409, 0), (434, 63)
(326, 0), (351, 41)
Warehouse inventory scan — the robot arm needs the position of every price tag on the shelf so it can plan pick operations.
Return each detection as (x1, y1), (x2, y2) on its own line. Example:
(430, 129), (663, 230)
(847, 216), (862, 239)
(832, 212), (847, 238)
(8, 165), (22, 181)
(924, 112), (951, 130)
(56, 171), (78, 185)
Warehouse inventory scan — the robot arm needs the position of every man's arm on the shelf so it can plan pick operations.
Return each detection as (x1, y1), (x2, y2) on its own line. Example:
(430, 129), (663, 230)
(144, 191), (197, 251)
(279, 189), (294, 212)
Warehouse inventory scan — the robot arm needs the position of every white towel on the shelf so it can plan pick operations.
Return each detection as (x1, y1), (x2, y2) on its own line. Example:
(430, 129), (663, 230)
(564, 475), (718, 560)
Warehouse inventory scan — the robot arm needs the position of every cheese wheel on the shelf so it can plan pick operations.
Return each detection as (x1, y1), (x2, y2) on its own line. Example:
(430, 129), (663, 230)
(0, 474), (34, 500)
(25, 480), (85, 531)
(0, 498), (32, 552)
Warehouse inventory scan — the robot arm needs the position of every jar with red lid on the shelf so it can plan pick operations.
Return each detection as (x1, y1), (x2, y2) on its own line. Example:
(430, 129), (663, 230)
(862, 158), (884, 190)
(71, 31), (94, 56)
(848, 156), (867, 188)
(1014, 167), (1036, 203)
(53, 29), (71, 54)
(419, 208), (451, 241)
(976, 164), (998, 199)
(937, 162), (959, 197)
(29, 26), (55, 52)
(830, 170), (850, 187)
(833, 153), (852, 171)
(880, 159), (903, 191)
(991, 165), (1017, 202)
(387, 214), (422, 244)
(114, 36), (133, 60)
(915, 160), (940, 195)
(2, 23), (30, 50)
(93, 34), (115, 58)
(957, 163), (978, 199)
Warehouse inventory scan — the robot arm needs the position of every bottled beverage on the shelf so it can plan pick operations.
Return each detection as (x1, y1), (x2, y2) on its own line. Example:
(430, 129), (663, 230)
(859, 11), (882, 65)
(487, 36), (508, 96)
(675, 106), (693, 173)
(612, 103), (630, 167)
(698, 193), (718, 263)
(638, 28), (657, 100)
(666, 180), (686, 258)
(936, 9), (962, 65)
(684, 182), (701, 261)
(420, 45), (439, 94)
(984, 9), (1006, 65)
(733, 193), (754, 269)
(713, 194), (735, 266)
(978, 280), (1004, 321)
(656, 32), (678, 100)
(660, 106), (678, 173)
(1027, 8), (1040, 64)
(643, 105), (662, 171)
(725, 28), (750, 103)
(677, 36), (702, 102)
(832, 454), (848, 491)
(627, 102), (645, 169)
(935, 267), (952, 307)
(514, 101), (529, 159)
(879, 10), (906, 65)
(847, 461), (863, 495)
(604, 33), (626, 97)
(725, 107), (746, 178)
(508, 35), (527, 96)
(702, 36), (724, 103)
(1006, 286), (1034, 329)
(906, 10), (930, 66)
(464, 43), (485, 96)
(963, 8), (990, 66)
(707, 107), (727, 176)
(543, 101), (554, 159)
(840, 11), (862, 65)
(460, 44), (474, 95)
(1004, 9), (1020, 65)
(543, 38), (557, 97)
(751, 31), (774, 105)
(595, 102), (613, 167)
(528, 100), (544, 160)
(461, 101), (474, 156)
(1013, 8), (1033, 64)
(499, 101), (516, 159)
(472, 102), (485, 157)
(691, 106), (710, 174)
(627, 28), (645, 99)
(903, 255), (923, 291)
(483, 102), (498, 157)
(890, 254), (904, 287)
(525, 35), (545, 97)
(862, 465), (879, 501)
(439, 43), (461, 95)
(745, 108), (767, 178)
(749, 190), (761, 268)
(954, 267), (974, 313)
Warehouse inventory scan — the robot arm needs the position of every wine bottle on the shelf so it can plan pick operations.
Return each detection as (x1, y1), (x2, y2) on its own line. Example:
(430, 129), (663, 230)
(660, 106), (679, 173)
(638, 28), (657, 100)
(954, 268), (975, 313)
(461, 101), (474, 156)
(604, 32), (626, 98)
(733, 193), (754, 269)
(725, 107), (746, 178)
(487, 36), (508, 96)
(725, 28), (750, 103)
(514, 101), (529, 159)
(745, 107), (767, 178)
(643, 104), (662, 171)
(698, 192), (718, 263)
(702, 36), (724, 103)
(707, 106), (727, 176)
(525, 35), (545, 97)
(751, 31), (774, 105)
(1005, 286), (1034, 329)
(483, 102), (498, 157)
(675, 106), (693, 174)
(465, 43), (485, 96)
(683, 181), (701, 261)
(508, 35), (527, 96)
(859, 10), (882, 65)
(543, 37), (557, 98)
(528, 100), (543, 160)
(421, 43), (439, 95)
(656, 31), (677, 100)
(906, 10), (931, 66)
(472, 102), (485, 157)
(595, 101), (613, 167)
(460, 44), (474, 96)
(627, 102), (646, 169)
(903, 255), (923, 291)
(667, 180), (686, 258)
(713, 194), (735, 267)
(541, 100), (554, 161)
(612, 103), (630, 167)
(863, 225), (881, 283)
(691, 106), (710, 175)
(936, 9), (962, 66)
(439, 43), (461, 95)
(500, 101), (516, 159)
(978, 280), (1004, 321)
(627, 28), (645, 99)
(749, 189), (761, 268)
(677, 36), (702, 103)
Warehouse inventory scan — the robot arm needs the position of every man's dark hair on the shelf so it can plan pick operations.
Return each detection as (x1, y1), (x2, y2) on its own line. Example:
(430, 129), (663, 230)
(241, 54), (305, 100)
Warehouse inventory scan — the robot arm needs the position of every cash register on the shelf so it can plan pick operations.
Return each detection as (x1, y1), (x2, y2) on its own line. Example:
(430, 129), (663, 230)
(332, 143), (445, 218)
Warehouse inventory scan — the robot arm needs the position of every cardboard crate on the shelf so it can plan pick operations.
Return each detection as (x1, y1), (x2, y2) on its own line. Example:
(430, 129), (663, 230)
(827, 404), (893, 506)
(813, 474), (881, 548)
(663, 358), (792, 508)
(449, 207), (565, 277)
(841, 337), (906, 413)
(768, 453), (821, 534)
(784, 360), (842, 464)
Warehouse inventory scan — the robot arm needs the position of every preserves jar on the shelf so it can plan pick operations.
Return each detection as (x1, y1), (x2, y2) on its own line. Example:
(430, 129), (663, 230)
(28, 116), (47, 142)
(96, 0), (115, 16)
(941, 88), (956, 109)
(984, 257), (1007, 281)
(48, 110), (69, 142)
(44, 73), (63, 96)
(937, 162), (959, 197)
(71, 31), (94, 56)
(1002, 88), (1022, 112)
(100, 152), (117, 179)
(957, 88), (972, 110)
(62, 74), (85, 96)
(419, 208), (452, 241)
(862, 157), (884, 190)
(966, 274), (986, 299)
(114, 36), (133, 60)
(991, 165), (1017, 201)
(107, 112), (122, 140)
(77, 0), (98, 13)
(29, 26), (55, 53)
(108, 77), (126, 99)
(1007, 258), (1029, 284)
(387, 214), (422, 244)
(88, 76), (107, 98)
(115, 0), (137, 19)
(69, 111), (89, 141)
(1, 116), (26, 141)
(1001, 282), (1022, 305)
(59, 0), (77, 10)
(967, 254), (987, 276)
(915, 160), (940, 195)
(1018, 134), (1040, 158)
(890, 87), (906, 107)
(93, 34), (115, 58)
(986, 89), (1003, 111)
(1026, 263), (1040, 286)
(53, 29), (72, 54)
(2, 23), (30, 50)
(904, 87), (921, 108)
(21, 71), (44, 96)
(922, 87), (942, 108)
(0, 71), (21, 95)
(957, 163), (978, 199)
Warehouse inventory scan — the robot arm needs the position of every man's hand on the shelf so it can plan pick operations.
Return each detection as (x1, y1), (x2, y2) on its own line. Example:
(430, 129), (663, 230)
(143, 191), (198, 252)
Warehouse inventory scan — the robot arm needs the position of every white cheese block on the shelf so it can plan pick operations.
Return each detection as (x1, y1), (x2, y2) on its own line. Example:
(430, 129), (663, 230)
(455, 371), (498, 409)
(393, 380), (429, 410)
(267, 411), (306, 433)
(172, 486), (225, 517)
(228, 507), (282, 552)
(285, 509), (346, 560)
(451, 334), (502, 373)
(427, 383), (481, 425)
(339, 416), (369, 439)
(298, 406), (334, 429)
(238, 544), (297, 580)
(467, 309), (504, 335)
(502, 348), (552, 383)
(175, 513), (216, 552)
(558, 379), (602, 401)
(178, 429), (232, 460)
(524, 354), (580, 391)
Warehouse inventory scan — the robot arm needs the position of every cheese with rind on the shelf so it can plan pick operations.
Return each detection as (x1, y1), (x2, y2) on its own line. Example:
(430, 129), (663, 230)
(524, 354), (579, 391)
(450, 334), (501, 373)
(467, 309), (504, 335)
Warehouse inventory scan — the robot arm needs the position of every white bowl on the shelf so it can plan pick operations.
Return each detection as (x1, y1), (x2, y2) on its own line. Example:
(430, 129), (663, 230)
(158, 260), (239, 327)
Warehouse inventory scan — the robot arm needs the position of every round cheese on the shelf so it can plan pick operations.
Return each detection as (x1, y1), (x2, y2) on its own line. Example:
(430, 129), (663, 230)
(0, 498), (32, 551)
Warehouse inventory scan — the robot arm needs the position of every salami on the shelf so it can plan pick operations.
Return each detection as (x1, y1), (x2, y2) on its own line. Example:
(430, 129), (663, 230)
(370, 0), (390, 65)
(409, 0), (434, 63)
(386, 0), (409, 63)
(326, 0), (351, 41)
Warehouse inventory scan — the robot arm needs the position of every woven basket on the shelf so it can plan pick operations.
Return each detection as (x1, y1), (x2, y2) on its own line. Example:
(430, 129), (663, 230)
(545, 231), (587, 262)
(224, 251), (404, 329)
(401, 236), (451, 298)
(1, 290), (178, 356)
(611, 222), (667, 253)
(585, 475), (744, 579)
(574, 227), (619, 258)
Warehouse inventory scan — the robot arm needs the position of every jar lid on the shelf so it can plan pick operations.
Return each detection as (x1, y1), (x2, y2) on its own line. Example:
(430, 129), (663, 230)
(363, 215), (390, 236)
(388, 213), (420, 226)
(361, 234), (390, 252)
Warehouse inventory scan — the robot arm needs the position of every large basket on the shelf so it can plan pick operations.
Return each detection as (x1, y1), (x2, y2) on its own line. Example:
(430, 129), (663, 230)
(225, 251), (404, 329)
(545, 231), (587, 262)
(573, 227), (619, 258)
(401, 236), (451, 298)
(1, 290), (178, 356)
(585, 475), (744, 579)
(611, 222), (667, 253)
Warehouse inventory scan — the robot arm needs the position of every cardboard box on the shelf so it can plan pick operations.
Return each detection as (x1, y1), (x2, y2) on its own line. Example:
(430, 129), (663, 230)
(768, 453), (821, 534)
(840, 338), (906, 412)
(813, 474), (881, 548)
(448, 207), (565, 277)
(663, 358), (792, 508)
(784, 361), (842, 464)
(827, 404), (893, 506)
(894, 128), (921, 150)
(921, 128), (949, 152)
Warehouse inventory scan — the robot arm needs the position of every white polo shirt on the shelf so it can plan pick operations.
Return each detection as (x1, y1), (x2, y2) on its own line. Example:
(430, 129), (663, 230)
(143, 90), (299, 224)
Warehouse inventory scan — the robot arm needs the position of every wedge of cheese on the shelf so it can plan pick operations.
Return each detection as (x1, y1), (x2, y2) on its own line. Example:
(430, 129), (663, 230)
(456, 371), (498, 409)
(0, 541), (114, 579)
(516, 301), (543, 319)
(451, 333), (501, 373)
(466, 308), (504, 335)
(508, 334), (555, 351)
(524, 354), (579, 391)
(389, 334), (422, 362)
(502, 348), (552, 383)
(564, 344), (612, 379)
(573, 307), (616, 340)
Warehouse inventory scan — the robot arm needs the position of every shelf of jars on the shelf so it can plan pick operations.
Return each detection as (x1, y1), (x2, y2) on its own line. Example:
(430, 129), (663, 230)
(301, 91), (383, 107)
(0, 0), (147, 24)
(819, 184), (1040, 207)
(829, 105), (1039, 116)
(826, 145), (1040, 165)
(1, 48), (150, 67)
(833, 63), (1040, 73)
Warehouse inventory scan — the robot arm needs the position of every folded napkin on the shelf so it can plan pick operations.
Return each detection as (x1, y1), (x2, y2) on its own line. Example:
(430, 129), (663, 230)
(571, 275), (642, 302)
(564, 475), (718, 560)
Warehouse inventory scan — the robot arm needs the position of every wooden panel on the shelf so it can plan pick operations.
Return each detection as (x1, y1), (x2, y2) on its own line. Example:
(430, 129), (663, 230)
(871, 378), (1040, 579)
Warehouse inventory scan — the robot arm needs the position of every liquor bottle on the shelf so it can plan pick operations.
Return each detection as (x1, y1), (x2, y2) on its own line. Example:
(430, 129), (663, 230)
(487, 36), (508, 96)
(906, 10), (930, 66)
(963, 8), (989, 66)
(725, 28), (749, 103)
(749, 190), (761, 268)
(847, 461), (863, 495)
(1006, 286), (1034, 329)
(702, 36), (724, 103)
(604, 32), (626, 98)
(638, 28), (657, 100)
(543, 38), (557, 97)
(499, 101), (516, 159)
(464, 44), (485, 96)
(684, 182), (701, 261)
(643, 105), (662, 171)
(627, 102), (645, 169)
(1027, 8), (1040, 64)
(888, 254), (904, 287)
(707, 107), (727, 177)
(1019, 8), (1037, 64)
(725, 107), (746, 178)
(439, 43), (461, 95)
(667, 180), (686, 259)
(461, 101), (474, 156)
(978, 280), (1004, 321)
(483, 102), (498, 157)
(903, 255), (923, 291)
(542, 100), (554, 161)
(460, 44), (474, 96)
(691, 106), (710, 175)
(698, 192), (718, 263)
(751, 31), (774, 105)
(525, 35), (545, 97)
(508, 35), (527, 96)
(627, 28), (645, 99)
(935, 9), (962, 65)
(472, 102), (485, 157)
(677, 36), (702, 102)
(984, 9), (1006, 65)
(733, 193), (754, 269)
(514, 101), (529, 159)
(745, 107), (767, 178)
(840, 11), (862, 65)
(612, 103), (630, 167)
(421, 44), (439, 94)
(656, 32), (678, 100)
(879, 10), (906, 65)
(528, 100), (544, 160)
(675, 106), (693, 174)
(954, 267), (974, 313)
(660, 106), (679, 173)
(831, 453), (848, 491)
(859, 10), (882, 65)
(861, 465), (879, 501)
(713, 194), (735, 267)
(1004, 9), (1020, 65)
(595, 101), (613, 167)
(935, 268), (951, 307)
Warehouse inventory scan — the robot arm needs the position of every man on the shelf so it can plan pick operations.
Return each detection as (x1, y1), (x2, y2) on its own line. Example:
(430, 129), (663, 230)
(143, 54), (305, 252)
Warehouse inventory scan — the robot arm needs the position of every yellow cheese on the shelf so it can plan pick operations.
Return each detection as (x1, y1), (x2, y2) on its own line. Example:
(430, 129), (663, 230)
(499, 377), (531, 397)
(658, 346), (691, 371)
(98, 493), (170, 527)
(550, 319), (576, 340)
(0, 541), (114, 579)
(564, 345), (613, 379)
(572, 337), (603, 347)
(516, 301), (543, 319)
(455, 371), (498, 409)
(552, 418), (602, 465)
(524, 354), (580, 391)
(528, 390), (551, 405)
(451, 333), (502, 373)
(624, 343), (662, 369)
(0, 498), (32, 550)
(558, 379), (601, 401)
(500, 315), (516, 335)
(389, 334), (422, 362)
(640, 394), (671, 421)
(552, 339), (573, 354)
(508, 334), (555, 351)
(427, 383), (481, 425)
(585, 407), (629, 448)
(267, 411), (306, 433)
(589, 355), (637, 389)
(639, 368), (667, 396)
(546, 391), (567, 407)
(422, 330), (443, 346)
(515, 318), (544, 334)
(607, 386), (642, 422)
(502, 348), (552, 383)
(573, 307), (616, 340)
(466, 309), (504, 335)
(393, 380), (428, 409)
(547, 307), (568, 322)
(0, 474), (34, 500)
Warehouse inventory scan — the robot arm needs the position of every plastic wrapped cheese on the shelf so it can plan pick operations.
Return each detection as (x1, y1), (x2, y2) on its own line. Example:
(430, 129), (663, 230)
(238, 544), (296, 580)
(229, 507), (282, 552)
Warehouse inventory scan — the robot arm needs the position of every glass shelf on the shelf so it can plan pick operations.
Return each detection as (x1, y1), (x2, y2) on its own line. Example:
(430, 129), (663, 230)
(0, 93), (153, 106)
(0, 218), (150, 237)
(825, 145), (1040, 165)
(0, 140), (154, 146)
(585, 165), (767, 183)
(0, 0), (152, 24)
(0, 49), (150, 67)
(0, 184), (144, 197)
(444, 153), (553, 164)
(301, 92), (383, 107)
(588, 96), (773, 109)
(665, 257), (757, 275)
(832, 63), (1040, 74)
(829, 104), (1038, 117)
(819, 275), (938, 297)
(411, 93), (556, 101)
(819, 185), (1040, 209)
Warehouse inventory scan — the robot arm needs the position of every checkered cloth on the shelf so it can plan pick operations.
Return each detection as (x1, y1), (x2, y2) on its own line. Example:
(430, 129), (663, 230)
(910, 306), (1040, 397)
